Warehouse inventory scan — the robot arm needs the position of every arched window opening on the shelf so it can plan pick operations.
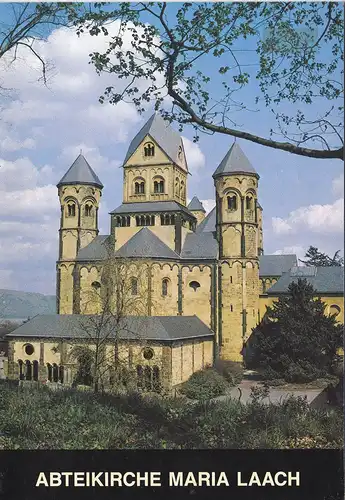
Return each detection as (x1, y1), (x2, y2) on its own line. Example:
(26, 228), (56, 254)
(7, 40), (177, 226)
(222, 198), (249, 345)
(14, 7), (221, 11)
(329, 304), (341, 317)
(116, 216), (122, 227)
(227, 195), (237, 211)
(152, 366), (160, 392)
(25, 360), (32, 381)
(134, 180), (145, 194)
(47, 363), (52, 382)
(144, 366), (152, 391)
(230, 276), (233, 284)
(246, 196), (253, 210)
(18, 360), (24, 381)
(175, 178), (180, 196)
(24, 343), (34, 356)
(136, 214), (154, 226)
(52, 363), (59, 383)
(144, 142), (155, 157)
(189, 281), (201, 292)
(67, 203), (76, 217)
(178, 146), (183, 161)
(180, 181), (185, 199)
(143, 347), (154, 360)
(32, 360), (39, 381)
(162, 278), (169, 297)
(131, 277), (138, 296)
(137, 365), (143, 389)
(153, 178), (165, 193)
(59, 365), (64, 384)
(230, 305), (233, 312)
(91, 281), (101, 290)
(85, 204), (93, 217)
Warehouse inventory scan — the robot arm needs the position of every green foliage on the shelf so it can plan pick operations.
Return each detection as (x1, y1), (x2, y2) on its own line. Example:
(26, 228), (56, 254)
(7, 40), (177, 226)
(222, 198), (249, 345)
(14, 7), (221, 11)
(0, 381), (342, 449)
(179, 369), (229, 401)
(247, 279), (343, 383)
(214, 359), (244, 386)
(74, 2), (343, 159)
(300, 246), (344, 267)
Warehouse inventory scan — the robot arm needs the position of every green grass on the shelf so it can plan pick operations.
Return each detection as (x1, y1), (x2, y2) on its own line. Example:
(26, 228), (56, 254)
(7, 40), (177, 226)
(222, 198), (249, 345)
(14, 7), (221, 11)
(0, 381), (342, 449)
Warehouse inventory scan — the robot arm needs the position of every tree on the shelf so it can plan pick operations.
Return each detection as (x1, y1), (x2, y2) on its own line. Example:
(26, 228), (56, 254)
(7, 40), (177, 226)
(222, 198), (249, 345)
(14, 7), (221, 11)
(76, 2), (343, 160)
(299, 246), (344, 267)
(71, 251), (153, 393)
(246, 279), (343, 382)
(0, 3), (85, 84)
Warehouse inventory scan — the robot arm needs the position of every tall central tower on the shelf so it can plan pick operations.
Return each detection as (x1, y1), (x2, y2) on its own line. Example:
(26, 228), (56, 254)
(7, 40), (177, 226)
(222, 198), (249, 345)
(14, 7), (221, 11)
(213, 143), (260, 361)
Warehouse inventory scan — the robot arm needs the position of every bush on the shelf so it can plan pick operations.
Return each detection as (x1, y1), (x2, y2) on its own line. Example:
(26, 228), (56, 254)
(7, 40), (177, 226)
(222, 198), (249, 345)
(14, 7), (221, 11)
(179, 368), (228, 401)
(214, 359), (244, 385)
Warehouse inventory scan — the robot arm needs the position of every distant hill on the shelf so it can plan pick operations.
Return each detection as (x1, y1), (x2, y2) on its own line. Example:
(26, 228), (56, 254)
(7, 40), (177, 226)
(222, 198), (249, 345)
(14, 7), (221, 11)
(0, 289), (56, 322)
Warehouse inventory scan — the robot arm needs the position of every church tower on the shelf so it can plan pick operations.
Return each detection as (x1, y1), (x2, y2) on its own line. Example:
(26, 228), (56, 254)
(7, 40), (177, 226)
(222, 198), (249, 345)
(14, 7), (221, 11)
(213, 143), (260, 361)
(56, 154), (103, 314)
(187, 196), (206, 225)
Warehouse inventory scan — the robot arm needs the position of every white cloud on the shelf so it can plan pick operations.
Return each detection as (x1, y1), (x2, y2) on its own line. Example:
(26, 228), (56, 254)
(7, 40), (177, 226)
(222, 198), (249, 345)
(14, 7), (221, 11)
(201, 199), (216, 215)
(273, 245), (305, 261)
(272, 198), (344, 235)
(182, 136), (206, 173)
(332, 173), (344, 197)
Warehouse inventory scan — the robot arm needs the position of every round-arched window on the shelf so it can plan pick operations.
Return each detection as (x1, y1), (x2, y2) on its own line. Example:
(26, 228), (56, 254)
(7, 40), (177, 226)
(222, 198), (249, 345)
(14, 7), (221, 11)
(329, 304), (341, 317)
(189, 281), (201, 292)
(91, 281), (101, 289)
(143, 347), (154, 360)
(24, 344), (34, 356)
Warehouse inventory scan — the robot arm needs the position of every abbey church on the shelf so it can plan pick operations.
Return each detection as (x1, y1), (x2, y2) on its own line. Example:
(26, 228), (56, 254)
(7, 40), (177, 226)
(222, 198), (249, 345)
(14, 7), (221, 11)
(6, 114), (344, 391)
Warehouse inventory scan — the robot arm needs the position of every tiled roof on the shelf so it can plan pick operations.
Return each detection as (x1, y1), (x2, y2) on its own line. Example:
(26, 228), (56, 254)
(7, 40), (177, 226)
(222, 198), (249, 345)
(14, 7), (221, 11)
(123, 113), (187, 172)
(76, 235), (111, 261)
(181, 232), (218, 260)
(115, 228), (179, 259)
(213, 143), (258, 178)
(187, 196), (206, 212)
(57, 154), (103, 188)
(6, 314), (214, 342)
(259, 254), (297, 277)
(110, 201), (195, 219)
(195, 206), (216, 233)
(267, 266), (344, 294)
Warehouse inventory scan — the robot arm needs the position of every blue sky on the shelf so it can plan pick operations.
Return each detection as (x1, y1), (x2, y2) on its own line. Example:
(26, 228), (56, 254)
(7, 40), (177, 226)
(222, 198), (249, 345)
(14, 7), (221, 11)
(0, 2), (343, 295)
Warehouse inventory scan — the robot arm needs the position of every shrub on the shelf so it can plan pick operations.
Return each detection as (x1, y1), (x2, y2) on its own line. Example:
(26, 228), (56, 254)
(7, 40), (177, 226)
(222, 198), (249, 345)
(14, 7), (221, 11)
(214, 359), (244, 385)
(179, 368), (228, 401)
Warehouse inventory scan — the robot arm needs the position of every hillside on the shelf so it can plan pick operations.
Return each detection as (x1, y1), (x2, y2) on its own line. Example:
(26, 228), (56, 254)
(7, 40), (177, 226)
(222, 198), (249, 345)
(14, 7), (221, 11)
(0, 289), (56, 321)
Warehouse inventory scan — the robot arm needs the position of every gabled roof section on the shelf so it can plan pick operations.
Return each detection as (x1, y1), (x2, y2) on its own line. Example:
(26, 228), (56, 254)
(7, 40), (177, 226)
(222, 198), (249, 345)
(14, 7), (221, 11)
(267, 266), (344, 294)
(115, 227), (179, 259)
(57, 154), (103, 188)
(6, 314), (214, 342)
(213, 142), (258, 178)
(259, 254), (298, 277)
(181, 232), (218, 260)
(123, 113), (188, 172)
(195, 206), (216, 233)
(76, 235), (111, 262)
(110, 201), (196, 219)
(188, 196), (206, 212)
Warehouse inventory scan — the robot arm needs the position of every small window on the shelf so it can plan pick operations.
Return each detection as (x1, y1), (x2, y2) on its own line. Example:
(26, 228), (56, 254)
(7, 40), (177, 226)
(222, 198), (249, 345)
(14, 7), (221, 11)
(134, 180), (145, 194)
(329, 305), (341, 317)
(227, 195), (237, 211)
(178, 146), (183, 161)
(143, 347), (154, 360)
(85, 204), (93, 217)
(24, 344), (34, 356)
(154, 179), (165, 193)
(162, 278), (169, 296)
(67, 203), (76, 217)
(230, 305), (233, 312)
(144, 142), (155, 157)
(246, 196), (253, 210)
(91, 281), (101, 290)
(230, 276), (233, 284)
(131, 277), (138, 295)
(189, 281), (200, 292)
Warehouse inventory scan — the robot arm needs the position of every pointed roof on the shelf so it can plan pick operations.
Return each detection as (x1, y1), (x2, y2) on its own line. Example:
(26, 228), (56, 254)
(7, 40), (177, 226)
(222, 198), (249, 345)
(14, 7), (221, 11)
(213, 143), (258, 178)
(57, 154), (103, 188)
(187, 196), (206, 213)
(115, 227), (179, 259)
(196, 206), (216, 233)
(123, 113), (188, 171)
